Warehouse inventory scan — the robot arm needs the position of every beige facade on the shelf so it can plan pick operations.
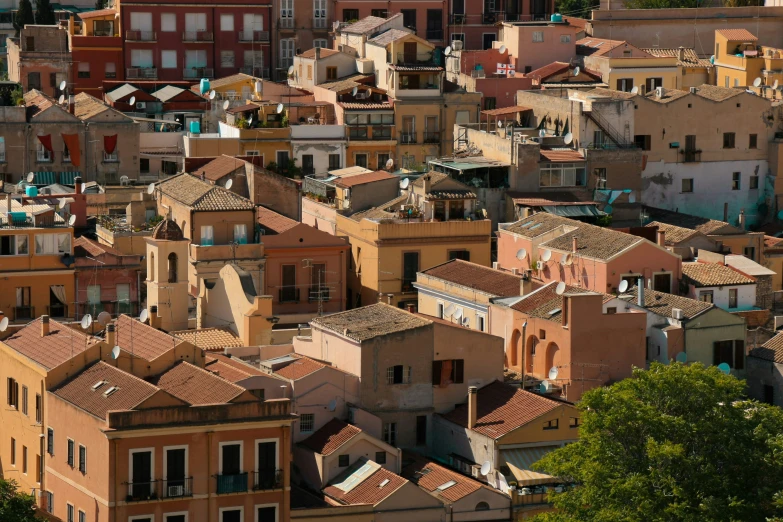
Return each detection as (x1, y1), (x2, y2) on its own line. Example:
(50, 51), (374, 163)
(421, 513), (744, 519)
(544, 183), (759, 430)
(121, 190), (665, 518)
(7, 25), (70, 98)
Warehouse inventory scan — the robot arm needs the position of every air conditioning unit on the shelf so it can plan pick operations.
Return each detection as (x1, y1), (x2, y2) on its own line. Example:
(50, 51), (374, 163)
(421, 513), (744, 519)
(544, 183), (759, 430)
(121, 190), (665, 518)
(452, 40), (464, 51)
(655, 86), (663, 98)
(136, 102), (146, 109)
(672, 308), (684, 320)
(168, 485), (184, 497)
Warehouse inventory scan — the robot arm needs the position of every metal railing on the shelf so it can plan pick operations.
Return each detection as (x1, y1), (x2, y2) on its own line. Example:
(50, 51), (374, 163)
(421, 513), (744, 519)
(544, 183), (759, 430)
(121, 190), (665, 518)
(348, 127), (368, 140)
(279, 17), (294, 29)
(46, 304), (67, 318)
(162, 477), (193, 499)
(585, 110), (634, 149)
(388, 51), (437, 66)
(683, 149), (701, 163)
(13, 306), (34, 321)
(239, 66), (269, 78)
(182, 31), (213, 42)
(183, 67), (214, 79)
(126, 67), (157, 79)
(279, 287), (300, 303)
(126, 30), (156, 41)
(93, 28), (114, 37)
(423, 131), (440, 143)
(400, 132), (418, 144)
(239, 30), (269, 42)
(253, 469), (283, 491)
(125, 480), (158, 502)
(215, 473), (248, 494)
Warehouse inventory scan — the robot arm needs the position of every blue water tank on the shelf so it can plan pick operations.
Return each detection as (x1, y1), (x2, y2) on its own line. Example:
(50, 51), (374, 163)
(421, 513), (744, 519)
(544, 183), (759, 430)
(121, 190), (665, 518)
(25, 186), (38, 197)
(199, 78), (210, 94)
(190, 121), (201, 134)
(9, 211), (27, 224)
(551, 13), (563, 22)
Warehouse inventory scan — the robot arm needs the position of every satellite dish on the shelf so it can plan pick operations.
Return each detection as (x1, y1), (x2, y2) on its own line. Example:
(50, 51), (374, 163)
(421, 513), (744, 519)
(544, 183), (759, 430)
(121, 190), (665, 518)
(225, 179), (233, 190)
(560, 253), (572, 266)
(555, 282), (566, 295)
(717, 362), (731, 374)
(516, 248), (528, 261)
(385, 158), (394, 170)
(548, 366), (559, 380)
(97, 311), (112, 325)
(400, 178), (410, 189)
(453, 308), (463, 321)
(327, 399), (337, 412)
(444, 45), (452, 56)
(753, 77), (762, 87)
(111, 346), (120, 360)
(26, 172), (34, 183)
(81, 183), (87, 193)
(366, 87), (373, 96)
(539, 129), (546, 138)
(499, 44), (507, 54)
(129, 96), (136, 106)
(58, 198), (67, 210)
(351, 86), (358, 96)
(287, 65), (294, 75)
(618, 280), (629, 293)
(540, 380), (552, 393)
(572, 66), (580, 77)
(775, 80), (780, 89)
(147, 183), (156, 195)
(630, 86), (639, 95)
(276, 103), (284, 114)
(675, 352), (687, 363)
(223, 100), (230, 110)
(209, 90), (216, 100)
(68, 215), (77, 226)
(541, 249), (551, 262)
(139, 308), (149, 323)
(247, 116), (253, 126)
(480, 461), (491, 476)
(59, 80), (67, 91)
(444, 304), (455, 316)
(58, 94), (65, 105)
(80, 314), (92, 330)
(0, 317), (8, 332)
(462, 316), (470, 327)
(563, 132), (573, 145)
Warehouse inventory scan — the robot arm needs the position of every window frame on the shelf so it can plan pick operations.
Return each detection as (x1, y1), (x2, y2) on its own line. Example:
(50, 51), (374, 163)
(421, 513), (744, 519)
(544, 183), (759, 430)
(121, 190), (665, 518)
(217, 441), (243, 475)
(682, 178), (694, 193)
(299, 413), (314, 433)
(723, 132), (736, 149)
(543, 418), (559, 430)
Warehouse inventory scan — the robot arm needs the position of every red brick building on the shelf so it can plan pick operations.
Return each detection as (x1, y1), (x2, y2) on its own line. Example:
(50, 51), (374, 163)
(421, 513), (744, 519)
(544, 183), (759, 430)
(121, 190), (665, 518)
(68, 9), (124, 95)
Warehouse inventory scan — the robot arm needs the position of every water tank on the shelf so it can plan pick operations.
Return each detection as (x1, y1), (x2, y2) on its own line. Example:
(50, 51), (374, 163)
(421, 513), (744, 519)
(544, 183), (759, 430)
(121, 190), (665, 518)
(190, 121), (201, 134)
(551, 13), (563, 22)
(25, 185), (38, 197)
(199, 78), (210, 94)
(9, 211), (27, 224)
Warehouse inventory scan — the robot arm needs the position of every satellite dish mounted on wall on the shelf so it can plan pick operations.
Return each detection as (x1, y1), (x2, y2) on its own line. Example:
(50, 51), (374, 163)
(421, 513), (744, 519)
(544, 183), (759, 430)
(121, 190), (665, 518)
(480, 461), (491, 476)
(225, 179), (233, 190)
(59, 80), (67, 91)
(129, 96), (136, 106)
(80, 314), (92, 330)
(351, 86), (358, 97)
(540, 380), (552, 393)
(753, 77), (762, 87)
(516, 248), (527, 261)
(444, 45), (452, 56)
(223, 100), (230, 110)
(68, 215), (77, 226)
(541, 249), (552, 262)
(618, 280), (629, 293)
(499, 44), (507, 54)
(444, 304), (455, 317)
(111, 346), (120, 360)
(139, 308), (149, 323)
(327, 399), (337, 412)
(147, 183), (156, 195)
(555, 281), (566, 295)
(97, 311), (112, 325)
(287, 65), (295, 75)
(209, 90), (216, 100)
(775, 80), (780, 90)
(58, 198), (67, 210)
(548, 366), (559, 380)
(400, 178), (410, 189)
(563, 132), (573, 145)
(453, 308), (463, 321)
(572, 66), (580, 77)
(385, 158), (394, 170)
(276, 103), (284, 114)
(81, 183), (87, 193)
(58, 95), (65, 105)
(0, 317), (8, 332)
(26, 172), (34, 183)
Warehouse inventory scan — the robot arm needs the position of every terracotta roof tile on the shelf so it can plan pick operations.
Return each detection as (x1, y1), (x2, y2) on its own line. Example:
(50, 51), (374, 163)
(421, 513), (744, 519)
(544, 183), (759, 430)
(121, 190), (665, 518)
(205, 354), (267, 382)
(3, 318), (99, 370)
(621, 287), (712, 320)
(73, 92), (128, 121)
(348, 194), (408, 222)
(334, 170), (395, 188)
(481, 105), (533, 116)
(439, 381), (566, 438)
(508, 191), (596, 207)
(78, 7), (116, 18)
(172, 327), (243, 351)
(540, 149), (585, 162)
(257, 206), (299, 234)
(300, 418), (362, 455)
(411, 171), (448, 188)
(682, 262), (755, 287)
(74, 236), (126, 257)
(298, 48), (341, 59)
(190, 155), (247, 182)
(716, 28), (757, 41)
(765, 235), (783, 250)
(51, 361), (160, 419)
(368, 28), (413, 46)
(641, 47), (712, 67)
(693, 84), (745, 102)
(341, 14), (402, 35)
(24, 89), (56, 118)
(157, 173), (255, 211)
(206, 73), (257, 89)
(412, 461), (481, 502)
(388, 64), (442, 72)
(511, 282), (608, 324)
(319, 74), (373, 93)
(576, 37), (628, 56)
(643, 87), (690, 104)
(645, 221), (699, 244)
(311, 303), (431, 342)
(324, 460), (407, 505)
(151, 361), (245, 405)
(752, 334), (783, 363)
(421, 259), (523, 297)
(116, 314), (184, 361)
(644, 207), (742, 235)
(341, 102), (393, 110)
(503, 212), (576, 238)
(272, 354), (325, 380)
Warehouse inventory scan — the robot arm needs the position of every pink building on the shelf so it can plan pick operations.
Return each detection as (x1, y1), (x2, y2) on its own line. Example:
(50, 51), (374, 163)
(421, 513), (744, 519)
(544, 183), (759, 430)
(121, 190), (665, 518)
(334, 5), (446, 47)
(497, 213), (682, 294)
(446, 48), (534, 109)
(497, 20), (581, 73)
(448, 0), (558, 51)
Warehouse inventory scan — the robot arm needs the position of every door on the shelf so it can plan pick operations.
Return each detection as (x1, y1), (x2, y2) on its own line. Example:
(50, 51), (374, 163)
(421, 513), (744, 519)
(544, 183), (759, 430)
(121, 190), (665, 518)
(257, 506), (277, 522)
(729, 289), (738, 308)
(281, 265), (297, 302)
(243, 13), (263, 38)
(131, 451), (152, 499)
(222, 444), (241, 475)
(685, 135), (697, 161)
(256, 441), (277, 489)
(416, 415), (427, 445)
(186, 50), (207, 69)
(653, 273), (671, 293)
(116, 284), (130, 314)
(165, 448), (186, 494)
(483, 33), (495, 50)
(276, 150), (289, 172)
(222, 510), (242, 522)
(403, 42), (417, 64)
(302, 154), (314, 175)
(185, 12), (206, 32)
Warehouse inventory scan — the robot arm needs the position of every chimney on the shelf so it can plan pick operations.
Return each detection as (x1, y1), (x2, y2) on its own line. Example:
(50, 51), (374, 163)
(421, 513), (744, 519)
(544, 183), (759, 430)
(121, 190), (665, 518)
(41, 315), (50, 337)
(68, 95), (75, 115)
(201, 171), (206, 181)
(656, 229), (666, 247)
(468, 386), (478, 430)
(74, 176), (82, 194)
(6, 192), (11, 213)
(149, 305), (159, 329)
(562, 295), (570, 328)
(315, 47), (321, 60)
(677, 46), (685, 62)
(637, 276), (645, 307)
(406, 303), (416, 313)
(106, 323), (116, 348)
(422, 174), (431, 194)
(738, 209), (745, 231)
(572, 236), (578, 253)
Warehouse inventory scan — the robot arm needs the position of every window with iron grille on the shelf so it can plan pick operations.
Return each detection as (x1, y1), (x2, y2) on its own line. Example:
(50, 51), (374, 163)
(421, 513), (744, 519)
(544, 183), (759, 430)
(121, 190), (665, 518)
(47, 428), (54, 455)
(21, 385), (27, 415)
(386, 365), (411, 384)
(300, 413), (314, 432)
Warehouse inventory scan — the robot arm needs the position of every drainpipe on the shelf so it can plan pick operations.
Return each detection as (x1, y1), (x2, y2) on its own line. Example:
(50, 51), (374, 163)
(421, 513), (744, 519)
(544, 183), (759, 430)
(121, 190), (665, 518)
(638, 276), (645, 306)
(520, 320), (527, 389)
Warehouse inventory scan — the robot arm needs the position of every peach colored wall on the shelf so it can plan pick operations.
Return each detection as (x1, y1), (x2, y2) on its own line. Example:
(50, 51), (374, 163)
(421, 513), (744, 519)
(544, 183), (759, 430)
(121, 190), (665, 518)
(292, 368), (361, 443)
(502, 24), (580, 72)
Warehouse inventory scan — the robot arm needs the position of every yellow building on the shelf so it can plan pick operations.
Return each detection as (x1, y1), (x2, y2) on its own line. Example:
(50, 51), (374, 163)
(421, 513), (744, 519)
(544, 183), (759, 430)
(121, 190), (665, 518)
(641, 47), (713, 89)
(0, 198), (75, 323)
(713, 28), (783, 93)
(578, 37), (680, 92)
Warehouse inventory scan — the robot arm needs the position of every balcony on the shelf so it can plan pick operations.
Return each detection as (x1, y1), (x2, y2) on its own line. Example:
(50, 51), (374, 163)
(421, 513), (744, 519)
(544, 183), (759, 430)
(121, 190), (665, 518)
(279, 17), (294, 29)
(182, 31), (213, 42)
(215, 473), (248, 494)
(189, 242), (264, 262)
(183, 67), (214, 79)
(348, 125), (395, 141)
(239, 30), (269, 42)
(682, 149), (701, 163)
(400, 132), (418, 144)
(126, 30), (156, 41)
(13, 306), (34, 321)
(239, 67), (270, 78)
(388, 51), (439, 67)
(162, 478), (193, 499)
(127, 67), (158, 79)
(125, 480), (158, 502)
(423, 131), (440, 144)
(253, 469), (283, 490)
(426, 29), (444, 40)
(279, 287), (300, 304)
(46, 304), (68, 319)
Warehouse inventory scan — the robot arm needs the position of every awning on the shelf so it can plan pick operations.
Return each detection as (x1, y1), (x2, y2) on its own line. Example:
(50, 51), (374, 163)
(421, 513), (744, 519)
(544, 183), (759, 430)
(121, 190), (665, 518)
(542, 204), (605, 217)
(33, 172), (57, 186)
(481, 105), (532, 117)
(502, 447), (560, 486)
(59, 172), (80, 185)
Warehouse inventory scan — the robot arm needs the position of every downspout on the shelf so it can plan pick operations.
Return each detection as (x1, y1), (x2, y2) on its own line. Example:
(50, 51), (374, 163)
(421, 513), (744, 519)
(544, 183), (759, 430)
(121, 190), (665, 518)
(112, 439), (118, 522)
(137, 269), (142, 316)
(207, 431), (213, 518)
(74, 276), (79, 320)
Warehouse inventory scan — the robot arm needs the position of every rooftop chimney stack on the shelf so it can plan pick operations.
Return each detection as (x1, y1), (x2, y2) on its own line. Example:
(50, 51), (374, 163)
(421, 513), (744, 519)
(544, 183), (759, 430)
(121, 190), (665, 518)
(572, 236), (578, 253)
(149, 305), (159, 329)
(106, 323), (116, 348)
(677, 46), (685, 62)
(738, 209), (745, 231)
(68, 95), (75, 115)
(41, 315), (50, 337)
(468, 386), (478, 430)
(315, 47), (321, 60)
(637, 276), (645, 307)
(74, 176), (82, 194)
(656, 229), (666, 247)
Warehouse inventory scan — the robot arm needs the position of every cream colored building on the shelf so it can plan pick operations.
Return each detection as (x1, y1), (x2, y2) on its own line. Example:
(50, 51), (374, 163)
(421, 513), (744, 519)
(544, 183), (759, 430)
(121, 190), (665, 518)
(578, 37), (680, 92)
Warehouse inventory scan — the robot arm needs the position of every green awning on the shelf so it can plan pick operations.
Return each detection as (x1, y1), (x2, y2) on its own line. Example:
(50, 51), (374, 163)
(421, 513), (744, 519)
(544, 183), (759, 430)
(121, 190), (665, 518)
(34, 172), (56, 186)
(542, 204), (605, 217)
(59, 172), (80, 185)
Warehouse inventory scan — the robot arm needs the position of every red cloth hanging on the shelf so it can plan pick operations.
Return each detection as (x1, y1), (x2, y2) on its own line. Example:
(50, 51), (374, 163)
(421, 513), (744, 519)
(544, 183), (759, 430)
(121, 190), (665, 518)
(37, 134), (53, 153)
(61, 134), (81, 167)
(104, 134), (118, 154)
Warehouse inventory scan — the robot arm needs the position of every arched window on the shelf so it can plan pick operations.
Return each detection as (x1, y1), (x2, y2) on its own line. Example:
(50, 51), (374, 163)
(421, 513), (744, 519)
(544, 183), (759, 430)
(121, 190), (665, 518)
(149, 251), (155, 281)
(167, 252), (177, 283)
(475, 502), (490, 511)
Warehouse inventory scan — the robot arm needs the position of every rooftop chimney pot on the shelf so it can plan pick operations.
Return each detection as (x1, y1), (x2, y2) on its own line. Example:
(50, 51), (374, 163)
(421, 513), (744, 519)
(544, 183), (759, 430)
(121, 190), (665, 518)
(41, 315), (50, 337)
(572, 236), (578, 253)
(468, 386), (478, 430)
(656, 229), (666, 247)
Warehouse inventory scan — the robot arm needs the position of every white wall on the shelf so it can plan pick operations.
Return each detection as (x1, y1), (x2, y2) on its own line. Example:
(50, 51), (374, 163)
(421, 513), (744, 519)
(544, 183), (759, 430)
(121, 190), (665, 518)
(292, 139), (346, 177)
(687, 283), (756, 311)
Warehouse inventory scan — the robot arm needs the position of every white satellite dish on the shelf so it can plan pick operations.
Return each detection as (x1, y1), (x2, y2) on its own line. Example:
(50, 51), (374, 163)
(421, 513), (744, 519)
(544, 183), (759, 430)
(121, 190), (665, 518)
(480, 461), (491, 476)
(366, 87), (373, 96)
(223, 100), (230, 110)
(753, 77), (762, 87)
(68, 215), (77, 226)
(59, 80), (67, 91)
(287, 65), (295, 75)
(209, 90), (216, 100)
(97, 311), (111, 325)
(80, 314), (93, 330)
(560, 253), (571, 266)
(58, 94), (65, 105)
(549, 366), (559, 380)
(139, 308), (149, 323)
(26, 172), (34, 183)
(129, 96), (136, 106)
(327, 399), (337, 412)
(351, 86), (358, 96)
(444, 304), (455, 316)
(462, 316), (470, 327)
(630, 86), (639, 95)
(81, 183), (87, 193)
(111, 346), (120, 360)
(225, 179), (233, 190)
(539, 129), (546, 138)
(572, 66), (580, 77)
(516, 248), (528, 261)
(0, 317), (8, 332)
(563, 132), (573, 145)
(775, 80), (779, 90)
(618, 280), (629, 293)
(247, 115), (253, 126)
(540, 380), (552, 393)
(58, 198), (67, 210)
(444, 45), (452, 56)
(385, 158), (394, 170)
(276, 103), (284, 114)
(453, 308), (463, 321)
(541, 249), (552, 262)
(147, 183), (156, 195)
(555, 281), (566, 295)
(400, 178), (410, 189)
(499, 44), (507, 54)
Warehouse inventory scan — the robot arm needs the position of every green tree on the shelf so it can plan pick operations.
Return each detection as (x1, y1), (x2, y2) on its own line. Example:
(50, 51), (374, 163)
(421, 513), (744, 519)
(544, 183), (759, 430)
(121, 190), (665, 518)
(532, 363), (783, 522)
(95, 0), (107, 9)
(34, 0), (56, 26)
(0, 478), (43, 522)
(555, 0), (599, 18)
(13, 0), (34, 34)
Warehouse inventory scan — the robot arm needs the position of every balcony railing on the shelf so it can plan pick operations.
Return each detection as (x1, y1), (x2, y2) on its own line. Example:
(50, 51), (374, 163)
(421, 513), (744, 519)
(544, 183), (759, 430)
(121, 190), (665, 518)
(372, 126), (393, 139)
(239, 66), (270, 78)
(239, 30), (269, 42)
(183, 67), (214, 79)
(215, 473), (248, 494)
(388, 51), (439, 67)
(93, 29), (115, 37)
(125, 480), (158, 502)
(162, 477), (193, 499)
(400, 132), (418, 144)
(46, 304), (68, 318)
(182, 31), (213, 42)
(683, 149), (701, 163)
(279, 17), (294, 29)
(127, 67), (157, 79)
(348, 126), (368, 140)
(253, 469), (283, 491)
(126, 30), (156, 41)
(13, 306), (34, 321)
(279, 287), (300, 304)
(423, 131), (440, 143)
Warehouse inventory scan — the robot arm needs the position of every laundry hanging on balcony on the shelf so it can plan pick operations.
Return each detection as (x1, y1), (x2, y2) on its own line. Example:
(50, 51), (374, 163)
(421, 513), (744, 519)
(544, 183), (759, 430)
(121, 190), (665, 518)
(37, 134), (53, 153)
(61, 133), (81, 167)
(104, 134), (118, 154)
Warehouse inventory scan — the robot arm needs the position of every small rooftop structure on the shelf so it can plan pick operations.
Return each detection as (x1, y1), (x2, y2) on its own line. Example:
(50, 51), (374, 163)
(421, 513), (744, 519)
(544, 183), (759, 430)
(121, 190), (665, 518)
(682, 262), (755, 287)
(310, 303), (431, 342)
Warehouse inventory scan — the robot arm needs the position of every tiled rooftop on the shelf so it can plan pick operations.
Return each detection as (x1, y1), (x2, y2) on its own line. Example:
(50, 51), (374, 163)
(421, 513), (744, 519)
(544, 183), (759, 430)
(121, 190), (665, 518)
(334, 170), (395, 188)
(74, 236), (128, 258)
(300, 418), (362, 455)
(273, 354), (326, 380)
(73, 92), (127, 120)
(172, 327), (243, 351)
(645, 207), (743, 235)
(323, 459), (406, 505)
(319, 73), (373, 93)
(151, 361), (245, 405)
(693, 84), (745, 102)
(503, 212), (576, 238)
(540, 149), (585, 162)
(576, 37), (628, 56)
(439, 381), (565, 438)
(751, 334), (783, 363)
(511, 282), (608, 324)
(641, 47), (712, 67)
(341, 14), (402, 35)
(348, 194), (407, 222)
(716, 28), (757, 41)
(406, 459), (481, 502)
(3, 318), (98, 370)
(539, 219), (642, 261)
(24, 89), (56, 118)
(421, 259), (523, 298)
(116, 314), (184, 362)
(311, 303), (431, 342)
(368, 28), (413, 46)
(157, 173), (255, 211)
(257, 206), (299, 234)
(645, 221), (699, 244)
(205, 354), (266, 383)
(412, 171), (449, 188)
(190, 155), (247, 182)
(682, 262), (755, 287)
(622, 287), (712, 320)
(298, 48), (342, 59)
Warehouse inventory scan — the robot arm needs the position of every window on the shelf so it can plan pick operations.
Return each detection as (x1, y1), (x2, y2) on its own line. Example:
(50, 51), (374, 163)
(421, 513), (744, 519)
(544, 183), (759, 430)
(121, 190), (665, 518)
(569, 417), (581, 428)
(732, 172), (740, 190)
(221, 50), (235, 68)
(539, 163), (586, 187)
(478, 315), (485, 332)
(744, 246), (756, 261)
(105, 62), (116, 78)
(79, 445), (86, 474)
(645, 77), (663, 91)
(166, 252), (178, 283)
(402, 251), (419, 291)
(276, 150), (290, 172)
(233, 224), (248, 244)
(10, 438), (15, 466)
(713, 340), (744, 369)
(200, 225), (214, 246)
(185, 49), (207, 69)
(448, 250), (470, 261)
(161, 50), (177, 69)
(307, 65), (312, 79)
(67, 504), (74, 522)
(729, 288), (738, 309)
(45, 491), (53, 514)
(606, 307), (617, 314)
(220, 13), (234, 30)
(375, 451), (386, 464)
(281, 264), (297, 302)
(35, 394), (41, 423)
(326, 66), (337, 80)
(313, 39), (327, 48)
(7, 377), (18, 408)
(432, 359), (464, 385)
(723, 132), (736, 149)
(23, 445), (28, 473)
(21, 385), (27, 415)
(653, 273), (671, 293)
(764, 385), (774, 405)
(1, 235), (28, 256)
(36, 140), (51, 163)
(299, 413), (314, 433)
(386, 365), (411, 384)
(28, 72), (41, 90)
(543, 419), (559, 430)
(343, 8), (358, 21)
(616, 78), (633, 92)
(560, 34), (571, 43)
(355, 153), (368, 168)
(280, 39), (295, 69)
(67, 439), (74, 467)
(377, 153), (390, 170)
(634, 135), (651, 150)
(371, 8), (388, 17)
(750, 175), (759, 189)
(383, 422), (397, 446)
(699, 291), (713, 303)
(185, 12), (206, 32)
(78, 62), (90, 79)
(131, 49), (153, 68)
(328, 154), (340, 170)
(401, 9), (416, 30)
(131, 11), (152, 30)
(682, 178), (694, 193)
(725, 75), (729, 87)
(483, 97), (496, 110)
(338, 455), (349, 467)
(532, 31), (544, 42)
(750, 133), (758, 149)
(47, 428), (54, 455)
(161, 13), (176, 32)
(0, 137), (5, 162)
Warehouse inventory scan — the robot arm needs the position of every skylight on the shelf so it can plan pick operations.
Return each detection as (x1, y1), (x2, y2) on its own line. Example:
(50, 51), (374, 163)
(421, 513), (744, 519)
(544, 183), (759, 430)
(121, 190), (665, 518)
(378, 479), (390, 488)
(91, 380), (106, 391)
(103, 386), (119, 397)
(548, 308), (562, 316)
(529, 223), (543, 230)
(437, 480), (457, 491)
